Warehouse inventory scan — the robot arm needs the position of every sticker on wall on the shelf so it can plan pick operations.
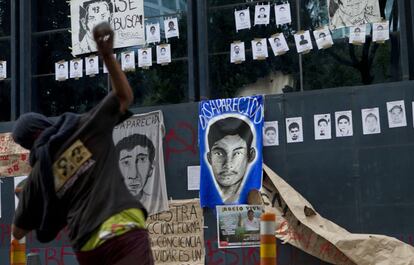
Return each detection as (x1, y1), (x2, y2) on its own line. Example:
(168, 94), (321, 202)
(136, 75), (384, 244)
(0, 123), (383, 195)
(55, 61), (69, 81)
(251, 38), (268, 60)
(235, 8), (251, 31)
(373, 21), (390, 43)
(286, 117), (304, 143)
(254, 4), (270, 26)
(121, 51), (136, 71)
(156, 44), (171, 65)
(349, 25), (366, 44)
(268, 33), (289, 56)
(294, 31), (313, 54)
(85, 55), (99, 76)
(314, 114), (332, 140)
(328, 0), (381, 30)
(275, 3), (292, 26)
(263, 121), (279, 146)
(164, 17), (180, 39)
(138, 48), (152, 68)
(386, 100), (407, 128)
(313, 26), (334, 50)
(361, 107), (381, 135)
(146, 23), (161, 44)
(230, 41), (246, 64)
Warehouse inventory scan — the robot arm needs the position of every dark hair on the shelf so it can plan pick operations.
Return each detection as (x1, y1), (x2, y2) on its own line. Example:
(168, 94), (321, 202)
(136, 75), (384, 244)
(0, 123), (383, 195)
(207, 117), (254, 151)
(317, 118), (328, 126)
(83, 0), (113, 22)
(247, 209), (254, 214)
(259, 7), (265, 11)
(150, 25), (156, 30)
(115, 133), (155, 163)
(265, 126), (276, 133)
(239, 12), (245, 16)
(319, 32), (326, 38)
(168, 21), (174, 26)
(365, 113), (378, 121)
(256, 41), (262, 46)
(337, 115), (350, 123)
(389, 105), (402, 113)
(288, 122), (299, 131)
(89, 58), (94, 63)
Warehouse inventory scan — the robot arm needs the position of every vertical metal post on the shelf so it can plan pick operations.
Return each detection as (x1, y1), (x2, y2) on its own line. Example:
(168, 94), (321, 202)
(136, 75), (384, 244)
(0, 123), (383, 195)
(10, 0), (17, 120)
(196, 0), (210, 99)
(397, 0), (410, 80)
(296, 0), (303, 91)
(187, 0), (196, 101)
(19, 0), (32, 113)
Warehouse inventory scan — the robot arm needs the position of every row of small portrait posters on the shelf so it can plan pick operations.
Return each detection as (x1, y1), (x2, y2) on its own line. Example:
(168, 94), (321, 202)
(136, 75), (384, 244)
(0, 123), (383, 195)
(230, 21), (389, 63)
(263, 100), (409, 146)
(54, 45), (171, 81)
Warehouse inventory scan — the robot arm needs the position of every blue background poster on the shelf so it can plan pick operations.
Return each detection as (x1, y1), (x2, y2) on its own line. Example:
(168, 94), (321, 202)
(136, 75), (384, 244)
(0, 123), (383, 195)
(199, 96), (264, 208)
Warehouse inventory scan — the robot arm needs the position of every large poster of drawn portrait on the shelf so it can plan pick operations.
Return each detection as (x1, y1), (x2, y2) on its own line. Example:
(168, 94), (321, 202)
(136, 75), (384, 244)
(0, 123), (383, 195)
(199, 96), (264, 208)
(328, 0), (381, 30)
(112, 111), (168, 215)
(70, 0), (145, 56)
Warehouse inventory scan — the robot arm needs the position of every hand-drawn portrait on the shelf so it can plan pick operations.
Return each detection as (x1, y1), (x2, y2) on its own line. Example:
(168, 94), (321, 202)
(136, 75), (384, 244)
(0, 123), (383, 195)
(199, 96), (264, 207)
(328, 0), (381, 30)
(254, 5), (270, 25)
(113, 111), (168, 215)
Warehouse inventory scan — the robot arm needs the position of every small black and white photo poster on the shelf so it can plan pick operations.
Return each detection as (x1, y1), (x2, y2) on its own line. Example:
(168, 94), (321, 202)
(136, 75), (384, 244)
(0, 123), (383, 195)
(313, 26), (334, 50)
(294, 31), (313, 53)
(335, 110), (353, 137)
(230, 42), (246, 64)
(0, 61), (6, 80)
(55, 61), (68, 81)
(263, 121), (279, 146)
(254, 4), (270, 25)
(251, 38), (268, 60)
(349, 25), (366, 44)
(85, 55), (99, 76)
(274, 3), (292, 26)
(156, 44), (171, 65)
(138, 48), (152, 68)
(121, 51), (136, 71)
(235, 8), (251, 31)
(373, 21), (389, 42)
(164, 17), (180, 39)
(146, 23), (161, 44)
(386, 100), (406, 128)
(268, 33), (289, 56)
(70, 59), (83, 79)
(286, 117), (304, 143)
(314, 114), (332, 140)
(362, 107), (381, 135)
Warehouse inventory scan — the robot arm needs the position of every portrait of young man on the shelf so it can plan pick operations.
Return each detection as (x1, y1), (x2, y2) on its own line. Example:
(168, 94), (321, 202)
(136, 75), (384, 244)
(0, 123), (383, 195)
(76, 0), (113, 54)
(206, 117), (256, 203)
(115, 133), (155, 207)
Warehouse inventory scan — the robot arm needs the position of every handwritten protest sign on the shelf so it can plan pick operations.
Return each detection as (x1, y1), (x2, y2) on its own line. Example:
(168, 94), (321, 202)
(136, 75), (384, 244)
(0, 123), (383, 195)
(70, 0), (145, 56)
(147, 199), (204, 265)
(0, 133), (31, 177)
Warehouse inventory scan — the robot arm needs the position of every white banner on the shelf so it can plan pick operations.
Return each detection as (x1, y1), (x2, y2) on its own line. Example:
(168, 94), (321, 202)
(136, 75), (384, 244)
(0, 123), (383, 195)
(70, 0), (145, 56)
(113, 111), (168, 215)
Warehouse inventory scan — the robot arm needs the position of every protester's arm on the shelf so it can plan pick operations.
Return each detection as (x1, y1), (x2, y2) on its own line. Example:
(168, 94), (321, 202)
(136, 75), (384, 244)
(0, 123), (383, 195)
(93, 23), (133, 113)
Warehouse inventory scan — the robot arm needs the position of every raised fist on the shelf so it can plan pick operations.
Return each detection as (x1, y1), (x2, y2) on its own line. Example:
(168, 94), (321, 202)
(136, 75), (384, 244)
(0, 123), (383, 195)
(93, 22), (114, 57)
